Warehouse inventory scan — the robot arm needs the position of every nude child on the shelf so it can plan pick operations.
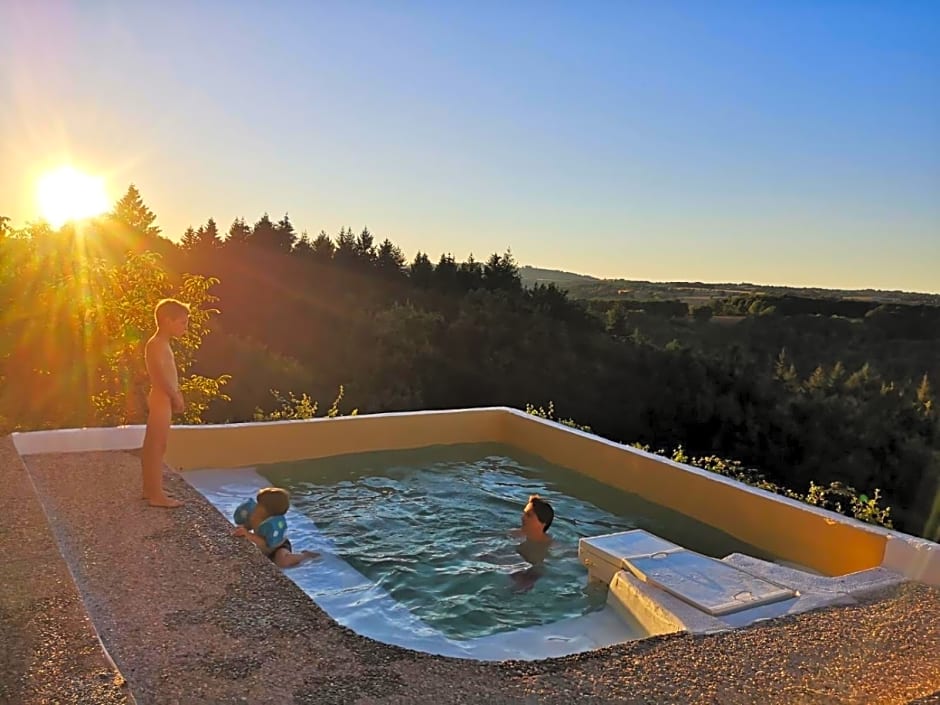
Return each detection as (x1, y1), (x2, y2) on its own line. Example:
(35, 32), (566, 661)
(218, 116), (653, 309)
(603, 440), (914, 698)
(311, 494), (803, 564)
(141, 298), (189, 508)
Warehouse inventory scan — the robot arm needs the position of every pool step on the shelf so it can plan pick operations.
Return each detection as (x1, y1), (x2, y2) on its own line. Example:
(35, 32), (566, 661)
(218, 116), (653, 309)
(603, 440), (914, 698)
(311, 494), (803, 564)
(626, 550), (795, 616)
(580, 530), (796, 619)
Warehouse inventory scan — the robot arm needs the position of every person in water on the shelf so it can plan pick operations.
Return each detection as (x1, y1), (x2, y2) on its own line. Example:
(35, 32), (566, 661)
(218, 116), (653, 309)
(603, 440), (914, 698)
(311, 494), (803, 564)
(232, 487), (319, 568)
(511, 494), (555, 591)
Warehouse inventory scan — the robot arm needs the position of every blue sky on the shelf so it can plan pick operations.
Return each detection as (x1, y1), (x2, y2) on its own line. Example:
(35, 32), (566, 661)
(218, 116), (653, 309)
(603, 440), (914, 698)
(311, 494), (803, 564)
(2, 1), (938, 291)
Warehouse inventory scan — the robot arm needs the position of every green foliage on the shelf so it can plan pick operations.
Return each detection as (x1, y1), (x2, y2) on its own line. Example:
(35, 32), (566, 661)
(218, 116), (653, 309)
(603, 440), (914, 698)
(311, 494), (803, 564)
(253, 385), (357, 422)
(631, 444), (893, 528)
(83, 252), (227, 425)
(179, 374), (232, 425)
(691, 305), (713, 322)
(918, 374), (935, 417)
(255, 391), (319, 421)
(0, 212), (229, 428)
(193, 331), (315, 421)
(525, 401), (591, 433)
(354, 303), (444, 410)
(327, 384), (355, 418)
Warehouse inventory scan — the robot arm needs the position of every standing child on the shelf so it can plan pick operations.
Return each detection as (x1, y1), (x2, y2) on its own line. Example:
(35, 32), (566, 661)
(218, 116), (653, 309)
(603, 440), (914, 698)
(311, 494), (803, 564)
(141, 298), (189, 508)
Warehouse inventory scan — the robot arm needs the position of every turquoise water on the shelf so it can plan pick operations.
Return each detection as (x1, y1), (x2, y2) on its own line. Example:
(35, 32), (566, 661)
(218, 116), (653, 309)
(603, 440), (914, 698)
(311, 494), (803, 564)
(260, 443), (771, 641)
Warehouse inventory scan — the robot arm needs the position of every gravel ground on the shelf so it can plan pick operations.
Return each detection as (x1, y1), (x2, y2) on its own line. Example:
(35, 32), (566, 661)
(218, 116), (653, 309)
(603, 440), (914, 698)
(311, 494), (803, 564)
(0, 438), (131, 705)
(10, 444), (940, 705)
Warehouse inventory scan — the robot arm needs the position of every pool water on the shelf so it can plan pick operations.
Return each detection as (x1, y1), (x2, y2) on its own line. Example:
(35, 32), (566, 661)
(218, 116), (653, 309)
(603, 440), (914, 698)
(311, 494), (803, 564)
(258, 443), (772, 641)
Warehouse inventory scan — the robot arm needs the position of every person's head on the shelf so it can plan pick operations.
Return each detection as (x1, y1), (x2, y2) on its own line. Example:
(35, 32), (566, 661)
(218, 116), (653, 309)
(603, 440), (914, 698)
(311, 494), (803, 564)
(248, 487), (291, 528)
(522, 494), (554, 536)
(154, 298), (190, 336)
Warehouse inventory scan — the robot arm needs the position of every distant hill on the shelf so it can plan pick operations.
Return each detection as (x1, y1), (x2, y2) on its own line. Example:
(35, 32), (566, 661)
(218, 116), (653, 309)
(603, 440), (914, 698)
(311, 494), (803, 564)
(519, 266), (940, 307)
(518, 266), (598, 286)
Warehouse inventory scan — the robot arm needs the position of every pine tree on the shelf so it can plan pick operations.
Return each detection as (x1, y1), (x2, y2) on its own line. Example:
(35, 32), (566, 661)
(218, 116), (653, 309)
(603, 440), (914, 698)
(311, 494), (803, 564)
(274, 213), (297, 254)
(226, 217), (251, 245)
(482, 249), (521, 291)
(605, 304), (627, 337)
(433, 253), (457, 291)
(310, 231), (335, 264)
(376, 238), (406, 277)
(457, 254), (484, 291)
(293, 231), (313, 256)
(774, 349), (799, 390)
(197, 218), (222, 249)
(355, 227), (376, 265)
(334, 227), (358, 268)
(409, 252), (433, 288)
(250, 213), (278, 251)
(180, 226), (199, 250)
(111, 185), (161, 238)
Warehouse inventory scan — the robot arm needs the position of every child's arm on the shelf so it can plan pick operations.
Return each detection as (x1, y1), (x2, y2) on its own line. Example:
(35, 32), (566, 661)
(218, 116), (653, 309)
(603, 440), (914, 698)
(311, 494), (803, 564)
(146, 340), (184, 410)
(244, 533), (270, 550)
(232, 526), (274, 552)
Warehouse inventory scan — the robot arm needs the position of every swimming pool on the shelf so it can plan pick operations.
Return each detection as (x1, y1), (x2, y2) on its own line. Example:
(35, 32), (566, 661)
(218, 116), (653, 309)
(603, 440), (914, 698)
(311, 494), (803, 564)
(188, 442), (776, 657)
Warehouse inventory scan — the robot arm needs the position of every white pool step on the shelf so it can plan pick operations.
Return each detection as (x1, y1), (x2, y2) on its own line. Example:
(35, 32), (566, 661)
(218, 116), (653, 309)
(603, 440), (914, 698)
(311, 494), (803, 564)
(580, 530), (796, 617)
(626, 550), (795, 616)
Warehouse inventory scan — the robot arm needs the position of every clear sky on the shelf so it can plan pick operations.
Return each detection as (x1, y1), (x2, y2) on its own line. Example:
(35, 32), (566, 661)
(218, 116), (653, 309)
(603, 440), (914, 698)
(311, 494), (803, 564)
(2, 1), (938, 292)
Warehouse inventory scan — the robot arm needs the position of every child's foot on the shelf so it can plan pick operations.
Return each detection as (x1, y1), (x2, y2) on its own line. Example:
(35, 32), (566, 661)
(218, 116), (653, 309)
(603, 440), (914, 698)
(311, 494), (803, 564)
(148, 495), (184, 508)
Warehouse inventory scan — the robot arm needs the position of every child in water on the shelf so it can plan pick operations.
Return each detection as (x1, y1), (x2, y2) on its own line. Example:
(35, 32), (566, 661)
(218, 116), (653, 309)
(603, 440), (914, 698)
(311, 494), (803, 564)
(232, 487), (319, 568)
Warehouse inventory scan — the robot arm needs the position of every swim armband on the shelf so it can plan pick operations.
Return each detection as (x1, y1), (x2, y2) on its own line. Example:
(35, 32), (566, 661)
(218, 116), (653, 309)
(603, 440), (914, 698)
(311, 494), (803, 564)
(233, 499), (257, 526)
(256, 515), (288, 549)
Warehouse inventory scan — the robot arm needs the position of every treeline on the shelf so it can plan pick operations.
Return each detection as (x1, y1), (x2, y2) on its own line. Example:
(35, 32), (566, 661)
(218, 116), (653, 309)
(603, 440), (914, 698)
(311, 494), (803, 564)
(585, 297), (940, 398)
(0, 186), (937, 540)
(557, 276), (940, 308)
(586, 293), (940, 329)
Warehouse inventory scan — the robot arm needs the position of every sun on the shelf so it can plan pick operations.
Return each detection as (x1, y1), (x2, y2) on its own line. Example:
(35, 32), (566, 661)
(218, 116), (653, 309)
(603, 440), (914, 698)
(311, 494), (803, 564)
(36, 166), (110, 228)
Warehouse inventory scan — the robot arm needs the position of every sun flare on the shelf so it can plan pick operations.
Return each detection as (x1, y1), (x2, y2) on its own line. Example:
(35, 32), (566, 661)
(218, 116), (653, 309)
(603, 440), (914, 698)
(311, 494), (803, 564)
(36, 166), (110, 228)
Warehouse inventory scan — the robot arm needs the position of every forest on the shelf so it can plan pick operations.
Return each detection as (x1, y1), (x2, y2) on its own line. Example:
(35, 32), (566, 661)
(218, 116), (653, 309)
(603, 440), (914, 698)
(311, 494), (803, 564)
(1, 185), (937, 541)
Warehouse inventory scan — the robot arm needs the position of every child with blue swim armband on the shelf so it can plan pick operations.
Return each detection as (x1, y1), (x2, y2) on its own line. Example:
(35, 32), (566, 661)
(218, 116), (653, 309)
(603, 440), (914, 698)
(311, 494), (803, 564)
(232, 487), (318, 569)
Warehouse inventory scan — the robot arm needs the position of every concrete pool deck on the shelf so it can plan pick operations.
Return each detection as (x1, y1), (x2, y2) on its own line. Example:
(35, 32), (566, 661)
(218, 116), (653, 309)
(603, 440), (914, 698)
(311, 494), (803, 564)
(3, 438), (940, 705)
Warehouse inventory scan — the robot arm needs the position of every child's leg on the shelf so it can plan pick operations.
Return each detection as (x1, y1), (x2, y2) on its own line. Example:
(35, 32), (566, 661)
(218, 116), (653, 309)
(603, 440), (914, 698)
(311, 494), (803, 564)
(273, 548), (319, 569)
(141, 394), (182, 508)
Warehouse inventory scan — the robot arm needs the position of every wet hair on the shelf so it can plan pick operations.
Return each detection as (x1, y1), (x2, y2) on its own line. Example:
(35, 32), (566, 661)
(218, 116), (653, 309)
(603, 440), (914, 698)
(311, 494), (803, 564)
(528, 494), (554, 532)
(256, 487), (290, 517)
(154, 298), (190, 328)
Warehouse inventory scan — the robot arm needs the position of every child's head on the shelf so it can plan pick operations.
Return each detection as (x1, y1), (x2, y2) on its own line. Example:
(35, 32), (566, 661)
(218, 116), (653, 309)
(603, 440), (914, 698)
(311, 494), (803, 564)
(154, 298), (190, 336)
(522, 494), (554, 534)
(249, 487), (290, 527)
